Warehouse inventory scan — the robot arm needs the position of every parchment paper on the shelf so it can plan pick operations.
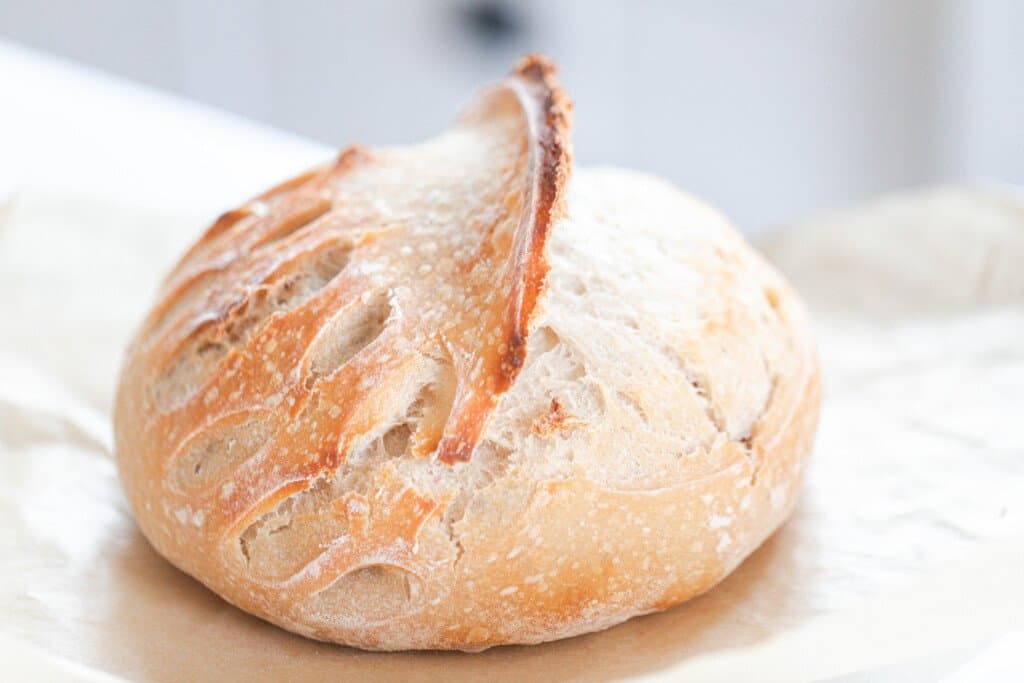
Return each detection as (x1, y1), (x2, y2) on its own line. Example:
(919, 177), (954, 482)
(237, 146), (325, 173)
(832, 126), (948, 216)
(2, 186), (1022, 681)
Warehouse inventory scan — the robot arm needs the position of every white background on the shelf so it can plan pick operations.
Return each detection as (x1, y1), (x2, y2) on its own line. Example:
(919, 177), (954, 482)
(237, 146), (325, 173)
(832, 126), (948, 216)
(1, 0), (1022, 232)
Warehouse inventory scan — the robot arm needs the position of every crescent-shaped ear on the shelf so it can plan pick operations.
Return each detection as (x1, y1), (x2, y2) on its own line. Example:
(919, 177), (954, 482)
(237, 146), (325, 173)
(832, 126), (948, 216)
(435, 54), (574, 463)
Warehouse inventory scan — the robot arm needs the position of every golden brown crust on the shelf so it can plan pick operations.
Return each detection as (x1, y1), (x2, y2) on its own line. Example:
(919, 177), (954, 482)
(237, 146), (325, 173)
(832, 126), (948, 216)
(114, 56), (819, 652)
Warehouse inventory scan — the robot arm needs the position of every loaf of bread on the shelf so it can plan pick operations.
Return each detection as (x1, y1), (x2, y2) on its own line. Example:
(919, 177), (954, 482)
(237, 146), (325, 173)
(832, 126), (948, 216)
(114, 55), (819, 651)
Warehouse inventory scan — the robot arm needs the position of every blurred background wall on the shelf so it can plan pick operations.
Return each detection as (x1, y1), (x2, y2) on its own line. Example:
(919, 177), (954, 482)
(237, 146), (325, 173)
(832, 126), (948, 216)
(1, 0), (1021, 232)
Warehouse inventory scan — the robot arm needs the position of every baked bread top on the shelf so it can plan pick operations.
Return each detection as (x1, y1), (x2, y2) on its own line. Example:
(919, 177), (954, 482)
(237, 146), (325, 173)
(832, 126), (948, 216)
(114, 56), (819, 651)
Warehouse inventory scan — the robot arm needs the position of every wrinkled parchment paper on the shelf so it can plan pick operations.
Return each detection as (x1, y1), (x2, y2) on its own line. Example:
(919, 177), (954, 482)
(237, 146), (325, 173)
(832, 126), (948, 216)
(2, 187), (1023, 681)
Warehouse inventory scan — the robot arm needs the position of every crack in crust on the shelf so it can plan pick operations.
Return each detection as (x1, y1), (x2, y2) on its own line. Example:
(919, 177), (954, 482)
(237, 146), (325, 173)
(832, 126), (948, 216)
(120, 55), (573, 599)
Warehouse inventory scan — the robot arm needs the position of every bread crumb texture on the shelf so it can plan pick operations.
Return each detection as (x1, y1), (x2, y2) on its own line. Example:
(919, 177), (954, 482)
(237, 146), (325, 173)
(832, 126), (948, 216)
(114, 56), (819, 651)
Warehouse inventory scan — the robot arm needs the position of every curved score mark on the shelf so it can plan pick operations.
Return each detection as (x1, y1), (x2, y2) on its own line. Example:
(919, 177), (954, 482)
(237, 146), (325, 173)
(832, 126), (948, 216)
(272, 476), (440, 599)
(166, 166), (325, 287)
(209, 343), (419, 538)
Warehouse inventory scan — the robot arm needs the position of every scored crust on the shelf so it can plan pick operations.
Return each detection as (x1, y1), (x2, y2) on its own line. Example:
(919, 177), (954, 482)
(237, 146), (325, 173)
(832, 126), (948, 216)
(114, 56), (819, 651)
